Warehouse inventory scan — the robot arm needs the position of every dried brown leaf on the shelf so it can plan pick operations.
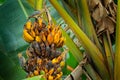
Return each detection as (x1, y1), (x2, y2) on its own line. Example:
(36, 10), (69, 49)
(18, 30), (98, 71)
(107, 1), (117, 19)
(88, 0), (100, 11)
(97, 16), (115, 36)
(65, 57), (87, 80)
(102, 0), (112, 7)
(92, 3), (108, 22)
(87, 0), (117, 37)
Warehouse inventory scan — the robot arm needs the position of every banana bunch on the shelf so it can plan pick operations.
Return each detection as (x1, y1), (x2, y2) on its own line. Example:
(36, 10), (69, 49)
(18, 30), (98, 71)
(24, 48), (65, 80)
(21, 16), (66, 80)
(23, 18), (65, 48)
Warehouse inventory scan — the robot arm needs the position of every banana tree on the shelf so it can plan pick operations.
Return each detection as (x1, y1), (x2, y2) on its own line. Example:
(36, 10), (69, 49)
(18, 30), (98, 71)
(0, 0), (119, 80)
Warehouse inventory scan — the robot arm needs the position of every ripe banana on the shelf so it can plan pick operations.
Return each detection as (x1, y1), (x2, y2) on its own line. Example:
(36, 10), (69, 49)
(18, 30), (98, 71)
(54, 33), (60, 44)
(51, 26), (59, 37)
(30, 29), (36, 37)
(25, 21), (32, 30)
(47, 33), (53, 45)
(57, 37), (65, 48)
(37, 58), (42, 65)
(52, 58), (59, 64)
(48, 68), (54, 75)
(40, 31), (46, 42)
(55, 72), (63, 80)
(34, 70), (39, 76)
(23, 29), (34, 42)
(35, 36), (41, 42)
(60, 61), (65, 67)
(48, 75), (54, 80)
(38, 18), (43, 27)
(57, 29), (62, 37)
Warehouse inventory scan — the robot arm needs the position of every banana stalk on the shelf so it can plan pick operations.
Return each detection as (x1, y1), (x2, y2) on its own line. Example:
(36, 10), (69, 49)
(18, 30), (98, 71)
(114, 0), (120, 80)
(35, 0), (43, 10)
(78, 0), (103, 53)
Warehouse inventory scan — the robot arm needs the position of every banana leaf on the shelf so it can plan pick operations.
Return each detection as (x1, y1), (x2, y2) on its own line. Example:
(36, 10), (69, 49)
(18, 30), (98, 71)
(0, 0), (32, 80)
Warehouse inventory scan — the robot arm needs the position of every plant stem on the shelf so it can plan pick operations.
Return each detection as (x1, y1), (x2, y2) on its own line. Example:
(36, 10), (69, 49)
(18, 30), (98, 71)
(35, 0), (43, 10)
(103, 33), (113, 79)
(84, 64), (102, 80)
(114, 0), (120, 80)
(49, 0), (109, 79)
(79, 0), (103, 53)
(106, 30), (114, 61)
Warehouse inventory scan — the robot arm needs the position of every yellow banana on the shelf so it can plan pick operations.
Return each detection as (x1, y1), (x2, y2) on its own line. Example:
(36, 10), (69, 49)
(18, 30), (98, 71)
(34, 27), (40, 36)
(23, 29), (34, 42)
(34, 70), (39, 76)
(52, 58), (59, 64)
(54, 32), (60, 44)
(57, 29), (62, 37)
(60, 61), (65, 67)
(55, 26), (60, 31)
(48, 68), (54, 75)
(23, 34), (31, 43)
(56, 67), (61, 73)
(25, 21), (32, 30)
(45, 68), (48, 73)
(35, 36), (41, 42)
(56, 37), (65, 47)
(47, 24), (52, 33)
(38, 18), (43, 28)
(53, 27), (63, 44)
(41, 31), (46, 42)
(37, 58), (42, 65)
(48, 75), (54, 80)
(51, 26), (59, 36)
(55, 72), (63, 80)
(51, 27), (56, 37)
(47, 33), (53, 45)
(57, 56), (63, 63)
(51, 23), (55, 28)
(30, 29), (36, 37)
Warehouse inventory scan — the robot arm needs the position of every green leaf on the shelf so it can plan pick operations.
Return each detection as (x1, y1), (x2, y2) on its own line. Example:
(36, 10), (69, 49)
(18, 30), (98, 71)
(0, 75), (3, 80)
(0, 0), (5, 6)
(64, 52), (78, 74)
(0, 51), (26, 80)
(0, 0), (33, 79)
